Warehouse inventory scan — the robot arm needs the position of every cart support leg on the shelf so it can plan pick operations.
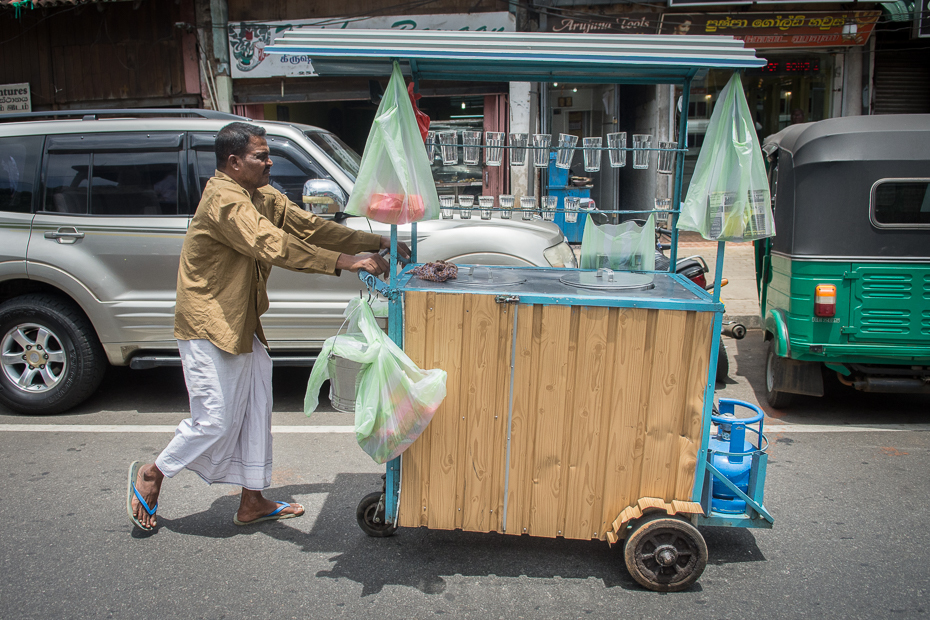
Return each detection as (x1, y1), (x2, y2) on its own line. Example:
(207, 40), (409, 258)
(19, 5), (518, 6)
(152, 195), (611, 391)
(385, 225), (402, 524)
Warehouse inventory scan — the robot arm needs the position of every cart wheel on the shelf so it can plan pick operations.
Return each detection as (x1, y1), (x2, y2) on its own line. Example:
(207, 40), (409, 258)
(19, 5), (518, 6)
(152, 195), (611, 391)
(765, 339), (793, 409)
(623, 514), (708, 592)
(356, 492), (397, 538)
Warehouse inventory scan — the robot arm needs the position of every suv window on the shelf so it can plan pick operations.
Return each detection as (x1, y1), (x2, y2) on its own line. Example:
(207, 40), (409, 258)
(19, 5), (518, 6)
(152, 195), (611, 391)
(871, 179), (930, 228)
(90, 152), (180, 216)
(192, 134), (329, 206)
(44, 152), (89, 214)
(0, 135), (42, 213)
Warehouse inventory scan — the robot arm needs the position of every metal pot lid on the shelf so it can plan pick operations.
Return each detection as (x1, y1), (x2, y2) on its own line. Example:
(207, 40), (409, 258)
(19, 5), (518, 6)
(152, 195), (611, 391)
(560, 269), (655, 291)
(452, 266), (526, 287)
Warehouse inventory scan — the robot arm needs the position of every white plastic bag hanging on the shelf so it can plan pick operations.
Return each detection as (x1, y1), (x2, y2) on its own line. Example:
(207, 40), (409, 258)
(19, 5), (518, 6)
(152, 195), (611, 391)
(304, 298), (447, 464)
(344, 61), (440, 225)
(677, 74), (774, 242)
(580, 215), (656, 271)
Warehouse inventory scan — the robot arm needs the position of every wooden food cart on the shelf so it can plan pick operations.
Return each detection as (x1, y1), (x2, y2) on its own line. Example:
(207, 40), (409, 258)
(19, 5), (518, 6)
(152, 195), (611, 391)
(268, 29), (774, 592)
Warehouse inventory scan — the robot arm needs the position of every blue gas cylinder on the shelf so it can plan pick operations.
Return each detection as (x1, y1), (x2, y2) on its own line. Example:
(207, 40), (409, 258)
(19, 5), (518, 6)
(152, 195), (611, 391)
(708, 401), (764, 514)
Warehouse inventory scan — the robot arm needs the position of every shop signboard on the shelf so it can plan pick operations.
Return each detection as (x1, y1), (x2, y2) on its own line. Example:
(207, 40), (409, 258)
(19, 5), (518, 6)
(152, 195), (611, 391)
(0, 83), (31, 114)
(230, 12), (516, 79)
(545, 14), (658, 35)
(657, 11), (880, 48)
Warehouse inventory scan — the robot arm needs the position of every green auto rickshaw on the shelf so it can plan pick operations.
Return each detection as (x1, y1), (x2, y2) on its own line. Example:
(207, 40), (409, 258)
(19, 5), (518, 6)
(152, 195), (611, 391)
(758, 114), (930, 408)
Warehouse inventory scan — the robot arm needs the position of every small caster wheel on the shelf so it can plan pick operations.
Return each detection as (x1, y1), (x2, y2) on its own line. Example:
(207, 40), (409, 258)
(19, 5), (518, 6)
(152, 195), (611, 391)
(356, 491), (397, 537)
(623, 514), (708, 592)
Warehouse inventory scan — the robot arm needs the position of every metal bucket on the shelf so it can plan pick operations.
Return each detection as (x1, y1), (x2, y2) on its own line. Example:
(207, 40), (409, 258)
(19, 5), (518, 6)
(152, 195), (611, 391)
(328, 350), (366, 413)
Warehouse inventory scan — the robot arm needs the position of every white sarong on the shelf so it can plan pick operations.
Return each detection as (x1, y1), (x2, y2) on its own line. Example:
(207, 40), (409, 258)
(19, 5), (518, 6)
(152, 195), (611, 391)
(155, 335), (273, 490)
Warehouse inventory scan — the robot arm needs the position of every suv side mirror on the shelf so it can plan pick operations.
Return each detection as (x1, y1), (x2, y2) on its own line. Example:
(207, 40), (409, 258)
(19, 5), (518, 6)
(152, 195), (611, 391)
(302, 179), (347, 214)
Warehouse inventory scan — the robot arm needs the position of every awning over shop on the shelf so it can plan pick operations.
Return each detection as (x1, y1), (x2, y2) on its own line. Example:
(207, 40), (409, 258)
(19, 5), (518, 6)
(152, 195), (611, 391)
(265, 29), (765, 85)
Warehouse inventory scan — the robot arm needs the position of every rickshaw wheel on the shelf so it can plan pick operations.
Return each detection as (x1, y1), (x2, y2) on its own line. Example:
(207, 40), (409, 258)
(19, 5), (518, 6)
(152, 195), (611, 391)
(356, 492), (397, 537)
(765, 340), (794, 409)
(623, 514), (708, 592)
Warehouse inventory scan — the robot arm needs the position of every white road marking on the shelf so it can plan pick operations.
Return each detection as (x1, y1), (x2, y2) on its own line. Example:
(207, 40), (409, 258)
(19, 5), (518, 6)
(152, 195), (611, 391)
(0, 423), (927, 433)
(765, 424), (930, 433)
(0, 424), (355, 433)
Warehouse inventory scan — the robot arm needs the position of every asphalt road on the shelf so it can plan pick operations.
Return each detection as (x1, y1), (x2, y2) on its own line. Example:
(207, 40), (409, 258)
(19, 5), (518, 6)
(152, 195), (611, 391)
(2, 331), (929, 619)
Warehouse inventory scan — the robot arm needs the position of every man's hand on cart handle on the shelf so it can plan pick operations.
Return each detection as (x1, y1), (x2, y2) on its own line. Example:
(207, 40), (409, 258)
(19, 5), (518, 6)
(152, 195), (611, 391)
(379, 236), (411, 262)
(336, 252), (390, 276)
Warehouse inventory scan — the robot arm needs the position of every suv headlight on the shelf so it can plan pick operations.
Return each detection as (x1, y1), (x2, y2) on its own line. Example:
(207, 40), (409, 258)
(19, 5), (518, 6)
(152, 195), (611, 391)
(543, 241), (577, 268)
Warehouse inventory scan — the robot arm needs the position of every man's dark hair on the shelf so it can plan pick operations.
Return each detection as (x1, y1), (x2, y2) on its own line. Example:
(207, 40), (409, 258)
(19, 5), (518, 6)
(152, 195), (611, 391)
(215, 122), (267, 169)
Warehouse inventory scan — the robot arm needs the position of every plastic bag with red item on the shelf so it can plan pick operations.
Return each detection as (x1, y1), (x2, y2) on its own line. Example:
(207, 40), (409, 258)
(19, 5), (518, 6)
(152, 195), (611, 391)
(344, 61), (440, 224)
(407, 81), (430, 142)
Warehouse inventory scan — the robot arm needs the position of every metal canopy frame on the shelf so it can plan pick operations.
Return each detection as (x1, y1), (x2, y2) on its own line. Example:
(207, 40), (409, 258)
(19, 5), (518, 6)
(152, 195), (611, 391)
(266, 29), (765, 85)
(267, 29), (770, 530)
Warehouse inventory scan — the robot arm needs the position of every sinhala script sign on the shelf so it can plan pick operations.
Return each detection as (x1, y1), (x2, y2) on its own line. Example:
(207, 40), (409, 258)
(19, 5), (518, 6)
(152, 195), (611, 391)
(0, 83), (31, 114)
(229, 12), (516, 79)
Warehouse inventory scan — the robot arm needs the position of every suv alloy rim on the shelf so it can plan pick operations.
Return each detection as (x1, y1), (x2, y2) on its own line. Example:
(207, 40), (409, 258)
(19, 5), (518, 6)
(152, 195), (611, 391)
(1, 322), (68, 393)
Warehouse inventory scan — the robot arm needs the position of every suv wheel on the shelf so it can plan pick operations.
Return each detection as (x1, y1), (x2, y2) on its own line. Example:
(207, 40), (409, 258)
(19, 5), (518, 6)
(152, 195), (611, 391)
(0, 295), (106, 415)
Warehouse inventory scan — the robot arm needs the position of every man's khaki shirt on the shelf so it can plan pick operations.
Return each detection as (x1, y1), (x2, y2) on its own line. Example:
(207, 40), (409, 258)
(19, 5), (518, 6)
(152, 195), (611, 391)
(174, 171), (382, 355)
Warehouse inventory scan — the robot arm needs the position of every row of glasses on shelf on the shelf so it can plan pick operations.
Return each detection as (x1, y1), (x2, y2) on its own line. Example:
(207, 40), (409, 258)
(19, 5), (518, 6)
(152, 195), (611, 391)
(427, 130), (680, 173)
(439, 194), (584, 223)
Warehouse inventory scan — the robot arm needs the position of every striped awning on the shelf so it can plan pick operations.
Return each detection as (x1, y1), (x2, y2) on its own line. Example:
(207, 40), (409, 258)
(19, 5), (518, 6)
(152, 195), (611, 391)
(265, 29), (765, 84)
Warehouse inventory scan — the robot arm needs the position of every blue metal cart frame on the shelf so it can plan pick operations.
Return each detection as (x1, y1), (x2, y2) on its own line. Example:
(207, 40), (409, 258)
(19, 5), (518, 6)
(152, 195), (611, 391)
(269, 29), (774, 590)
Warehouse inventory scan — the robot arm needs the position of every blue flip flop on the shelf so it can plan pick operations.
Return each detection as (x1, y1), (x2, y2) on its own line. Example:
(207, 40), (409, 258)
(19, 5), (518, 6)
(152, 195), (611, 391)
(233, 501), (303, 526)
(126, 461), (158, 531)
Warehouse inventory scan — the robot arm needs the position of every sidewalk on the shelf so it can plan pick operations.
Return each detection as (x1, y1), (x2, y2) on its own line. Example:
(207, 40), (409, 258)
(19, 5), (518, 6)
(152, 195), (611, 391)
(677, 231), (763, 328)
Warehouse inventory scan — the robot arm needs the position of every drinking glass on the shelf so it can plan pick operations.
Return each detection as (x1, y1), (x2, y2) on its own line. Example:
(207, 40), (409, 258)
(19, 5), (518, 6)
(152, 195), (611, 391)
(654, 198), (672, 227)
(509, 132), (528, 167)
(458, 194), (474, 219)
(582, 137), (602, 172)
(657, 141), (677, 175)
(478, 196), (495, 220)
(541, 195), (558, 221)
(498, 194), (515, 219)
(440, 195), (455, 219)
(564, 196), (580, 223)
(533, 133), (551, 168)
(607, 132), (626, 168)
(633, 134), (652, 170)
(426, 130), (438, 162)
(440, 130), (458, 165)
(463, 130), (482, 165)
(485, 132), (505, 166)
(555, 133), (578, 169)
(520, 196), (536, 220)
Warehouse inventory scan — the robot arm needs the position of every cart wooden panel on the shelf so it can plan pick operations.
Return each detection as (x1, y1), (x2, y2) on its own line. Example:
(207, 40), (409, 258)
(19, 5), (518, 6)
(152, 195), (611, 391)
(400, 291), (714, 540)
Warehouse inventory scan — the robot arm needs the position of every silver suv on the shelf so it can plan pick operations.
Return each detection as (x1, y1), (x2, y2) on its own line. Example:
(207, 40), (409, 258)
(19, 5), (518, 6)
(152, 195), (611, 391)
(0, 110), (575, 415)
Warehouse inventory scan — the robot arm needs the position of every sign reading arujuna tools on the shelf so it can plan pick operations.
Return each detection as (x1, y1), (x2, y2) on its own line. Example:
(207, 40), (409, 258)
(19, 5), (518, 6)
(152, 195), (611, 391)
(0, 83), (31, 114)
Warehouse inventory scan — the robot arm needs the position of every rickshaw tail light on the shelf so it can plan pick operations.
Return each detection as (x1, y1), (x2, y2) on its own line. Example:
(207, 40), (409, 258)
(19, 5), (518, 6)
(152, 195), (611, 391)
(687, 272), (707, 289)
(814, 284), (836, 317)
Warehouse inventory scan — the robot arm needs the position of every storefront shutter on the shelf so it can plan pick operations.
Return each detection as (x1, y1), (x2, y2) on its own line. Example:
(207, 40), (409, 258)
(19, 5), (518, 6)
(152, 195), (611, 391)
(873, 49), (930, 114)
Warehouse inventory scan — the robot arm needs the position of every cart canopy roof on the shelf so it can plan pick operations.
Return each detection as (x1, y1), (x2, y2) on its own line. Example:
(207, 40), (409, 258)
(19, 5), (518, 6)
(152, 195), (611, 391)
(265, 29), (764, 84)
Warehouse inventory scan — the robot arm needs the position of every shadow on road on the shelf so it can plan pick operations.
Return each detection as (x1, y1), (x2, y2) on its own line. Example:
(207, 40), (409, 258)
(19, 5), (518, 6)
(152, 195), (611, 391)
(149, 473), (766, 596)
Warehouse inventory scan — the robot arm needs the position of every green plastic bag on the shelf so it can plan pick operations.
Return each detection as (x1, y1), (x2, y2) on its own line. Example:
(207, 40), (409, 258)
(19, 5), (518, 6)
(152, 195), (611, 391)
(677, 74), (774, 242)
(304, 298), (447, 465)
(345, 61), (440, 225)
(580, 214), (656, 271)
